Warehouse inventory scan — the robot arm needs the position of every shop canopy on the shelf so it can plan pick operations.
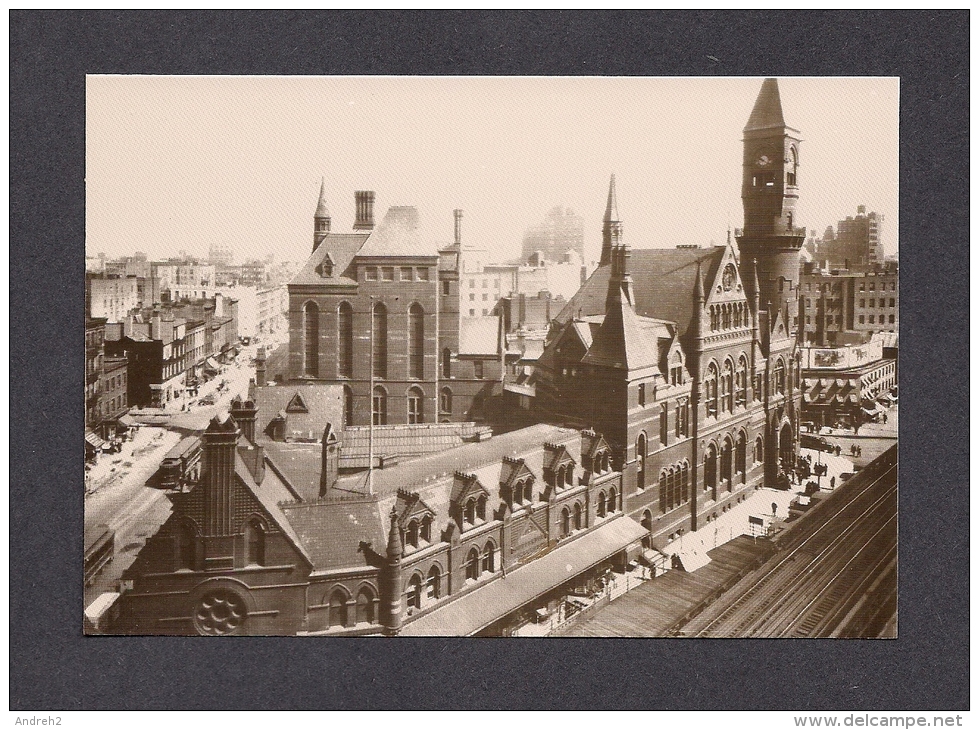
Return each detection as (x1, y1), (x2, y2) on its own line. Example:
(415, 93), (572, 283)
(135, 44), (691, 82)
(400, 516), (648, 636)
(85, 431), (107, 450)
(204, 357), (220, 371)
(117, 414), (137, 428)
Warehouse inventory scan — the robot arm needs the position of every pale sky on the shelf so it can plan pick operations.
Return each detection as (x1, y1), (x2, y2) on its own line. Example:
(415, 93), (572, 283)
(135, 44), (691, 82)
(86, 76), (899, 266)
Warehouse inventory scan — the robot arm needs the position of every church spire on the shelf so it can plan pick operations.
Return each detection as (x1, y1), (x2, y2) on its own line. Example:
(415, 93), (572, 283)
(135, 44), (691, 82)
(744, 78), (786, 133)
(313, 178), (331, 251)
(600, 174), (623, 266)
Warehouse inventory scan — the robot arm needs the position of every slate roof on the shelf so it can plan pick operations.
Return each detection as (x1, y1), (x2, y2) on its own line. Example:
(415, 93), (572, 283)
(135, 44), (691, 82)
(357, 206), (436, 258)
(554, 248), (726, 338)
(253, 384), (344, 441)
(744, 78), (787, 133)
(580, 297), (662, 372)
(459, 316), (501, 356)
(280, 497), (386, 572)
(291, 233), (369, 287)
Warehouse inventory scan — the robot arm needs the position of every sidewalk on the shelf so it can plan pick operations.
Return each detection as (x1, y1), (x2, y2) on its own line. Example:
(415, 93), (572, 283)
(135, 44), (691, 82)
(85, 426), (176, 495)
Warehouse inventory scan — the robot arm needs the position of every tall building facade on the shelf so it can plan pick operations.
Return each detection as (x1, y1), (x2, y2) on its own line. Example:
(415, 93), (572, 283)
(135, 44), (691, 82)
(287, 189), (505, 427)
(812, 205), (885, 270)
(521, 205), (585, 265)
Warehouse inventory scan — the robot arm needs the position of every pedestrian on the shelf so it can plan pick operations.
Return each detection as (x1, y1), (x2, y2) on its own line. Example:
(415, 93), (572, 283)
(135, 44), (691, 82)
(772, 501), (778, 516)
(830, 476), (836, 489)
(836, 445), (841, 457)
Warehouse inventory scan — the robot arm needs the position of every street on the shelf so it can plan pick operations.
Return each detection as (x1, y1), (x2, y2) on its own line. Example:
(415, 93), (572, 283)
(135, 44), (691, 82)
(84, 356), (256, 607)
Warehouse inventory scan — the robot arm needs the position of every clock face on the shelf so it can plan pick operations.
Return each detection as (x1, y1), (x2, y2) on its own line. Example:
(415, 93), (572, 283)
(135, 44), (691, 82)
(756, 154), (771, 167)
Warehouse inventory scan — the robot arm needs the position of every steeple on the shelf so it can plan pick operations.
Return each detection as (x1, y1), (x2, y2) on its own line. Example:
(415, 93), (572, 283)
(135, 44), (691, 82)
(382, 507), (404, 636)
(600, 174), (623, 266)
(691, 261), (705, 340)
(313, 178), (331, 251)
(744, 78), (786, 133)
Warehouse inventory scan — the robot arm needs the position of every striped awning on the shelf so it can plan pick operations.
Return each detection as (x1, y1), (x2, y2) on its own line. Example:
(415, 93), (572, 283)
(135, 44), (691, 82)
(85, 431), (107, 449)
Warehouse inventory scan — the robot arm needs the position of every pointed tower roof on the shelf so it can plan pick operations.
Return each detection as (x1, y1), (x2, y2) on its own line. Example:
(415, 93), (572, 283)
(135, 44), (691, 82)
(604, 173), (620, 223)
(693, 261), (705, 303)
(744, 78), (786, 133)
(314, 178), (330, 218)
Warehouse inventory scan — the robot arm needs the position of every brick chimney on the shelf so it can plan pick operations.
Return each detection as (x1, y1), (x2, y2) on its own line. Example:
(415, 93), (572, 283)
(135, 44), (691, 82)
(201, 413), (239, 568)
(353, 191), (376, 231)
(454, 209), (463, 246)
(255, 346), (266, 387)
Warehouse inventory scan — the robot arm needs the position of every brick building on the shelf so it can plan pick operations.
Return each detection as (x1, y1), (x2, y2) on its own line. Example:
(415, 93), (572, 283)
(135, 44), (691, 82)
(286, 184), (505, 427)
(799, 263), (899, 346)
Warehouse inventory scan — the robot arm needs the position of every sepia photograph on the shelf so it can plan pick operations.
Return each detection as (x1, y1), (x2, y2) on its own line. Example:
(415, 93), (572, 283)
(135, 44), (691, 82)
(83, 75), (899, 638)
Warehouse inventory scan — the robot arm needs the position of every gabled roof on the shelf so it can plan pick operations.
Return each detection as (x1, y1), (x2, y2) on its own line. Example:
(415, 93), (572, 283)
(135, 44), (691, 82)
(450, 471), (490, 504)
(580, 429), (610, 460)
(280, 497), (386, 572)
(394, 489), (437, 526)
(555, 248), (726, 339)
(499, 456), (535, 489)
(543, 442), (575, 472)
(291, 233), (370, 287)
(254, 384), (344, 442)
(285, 392), (309, 413)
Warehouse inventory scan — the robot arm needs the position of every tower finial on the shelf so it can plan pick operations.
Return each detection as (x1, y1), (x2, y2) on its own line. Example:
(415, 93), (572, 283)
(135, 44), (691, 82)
(315, 178), (330, 218)
(694, 260), (705, 303)
(744, 78), (786, 133)
(313, 178), (331, 250)
(600, 174), (622, 266)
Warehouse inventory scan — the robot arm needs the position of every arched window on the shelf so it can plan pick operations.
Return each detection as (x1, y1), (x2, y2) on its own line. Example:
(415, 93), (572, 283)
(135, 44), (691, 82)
(465, 548), (480, 582)
(523, 480), (533, 504)
(303, 302), (319, 377)
(597, 492), (607, 518)
(636, 433), (647, 490)
(406, 520), (419, 548)
(737, 355), (749, 407)
(426, 565), (441, 601)
(356, 587), (376, 624)
(560, 507), (571, 537)
(705, 362), (719, 417)
(465, 499), (476, 525)
(420, 515), (433, 543)
(787, 146), (798, 186)
(574, 502), (583, 531)
(704, 444), (718, 499)
(670, 351), (683, 385)
(343, 385), (354, 427)
(337, 302), (353, 378)
(659, 471), (668, 514)
(440, 387), (452, 417)
(406, 574), (423, 610)
(565, 464), (573, 486)
(372, 386), (387, 426)
(442, 348), (452, 378)
(736, 432), (748, 480)
(607, 487), (617, 514)
(681, 461), (690, 503)
(328, 588), (348, 628)
(482, 541), (496, 573)
(721, 437), (734, 491)
(372, 303), (387, 379)
(722, 361), (734, 413)
(176, 521), (198, 571)
(407, 386), (424, 424)
(408, 304), (424, 379)
(244, 518), (266, 566)
(754, 436), (764, 464)
(774, 359), (786, 395)
(476, 495), (487, 521)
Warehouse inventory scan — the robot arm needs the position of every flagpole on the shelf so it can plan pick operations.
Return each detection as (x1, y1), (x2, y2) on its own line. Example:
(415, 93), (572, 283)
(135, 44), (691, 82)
(368, 295), (375, 496)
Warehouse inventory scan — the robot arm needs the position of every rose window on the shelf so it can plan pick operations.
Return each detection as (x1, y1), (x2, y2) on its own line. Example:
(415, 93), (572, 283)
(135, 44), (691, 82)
(194, 589), (247, 636)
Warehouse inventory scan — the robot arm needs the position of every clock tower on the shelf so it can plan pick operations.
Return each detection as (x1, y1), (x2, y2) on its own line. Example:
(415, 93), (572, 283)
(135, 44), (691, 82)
(736, 78), (804, 334)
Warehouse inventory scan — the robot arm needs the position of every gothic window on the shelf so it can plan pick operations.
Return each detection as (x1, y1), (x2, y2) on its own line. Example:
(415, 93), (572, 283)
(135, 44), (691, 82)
(721, 437), (734, 491)
(659, 471), (668, 514)
(476, 495), (487, 521)
(774, 359), (786, 395)
(754, 372), (763, 401)
(244, 518), (266, 566)
(465, 548), (480, 582)
(754, 436), (764, 464)
(636, 433), (647, 490)
(338, 302), (353, 378)
(440, 387), (452, 417)
(736, 356), (748, 407)
(406, 520), (420, 549)
(408, 304), (424, 379)
(560, 507), (571, 538)
(670, 352), (683, 385)
(356, 588), (376, 625)
(420, 515), (433, 543)
(721, 361), (734, 413)
(675, 400), (688, 439)
(407, 386), (424, 424)
(303, 302), (319, 377)
(328, 588), (348, 628)
(641, 510), (653, 549)
(574, 502), (583, 531)
(442, 348), (452, 378)
(372, 303), (387, 379)
(736, 432), (748, 479)
(705, 362), (719, 417)
(704, 444), (718, 500)
(607, 487), (617, 514)
(427, 565), (441, 601)
(597, 492), (607, 518)
(681, 462), (690, 504)
(638, 383), (646, 407)
(372, 386), (387, 426)
(406, 574), (423, 610)
(523, 480), (533, 504)
(660, 403), (669, 445)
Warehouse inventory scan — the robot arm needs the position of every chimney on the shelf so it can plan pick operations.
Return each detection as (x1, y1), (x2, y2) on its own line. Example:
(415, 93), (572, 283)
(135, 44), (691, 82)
(230, 396), (258, 443)
(255, 346), (267, 387)
(202, 412), (239, 542)
(454, 209), (463, 246)
(151, 314), (161, 340)
(318, 423), (339, 498)
(353, 191), (376, 231)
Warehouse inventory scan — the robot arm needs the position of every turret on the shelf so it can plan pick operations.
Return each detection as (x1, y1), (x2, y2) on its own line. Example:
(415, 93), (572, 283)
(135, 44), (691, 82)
(381, 507), (403, 636)
(313, 178), (331, 251)
(318, 423), (339, 498)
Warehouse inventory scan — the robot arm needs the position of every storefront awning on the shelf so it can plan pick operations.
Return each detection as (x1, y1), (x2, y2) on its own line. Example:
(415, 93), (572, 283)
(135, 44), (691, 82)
(400, 516), (648, 636)
(117, 414), (136, 428)
(204, 357), (220, 371)
(85, 431), (106, 449)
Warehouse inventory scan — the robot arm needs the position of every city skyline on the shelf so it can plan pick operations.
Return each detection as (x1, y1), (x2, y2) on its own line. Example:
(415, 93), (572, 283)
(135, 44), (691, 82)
(87, 76), (899, 266)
